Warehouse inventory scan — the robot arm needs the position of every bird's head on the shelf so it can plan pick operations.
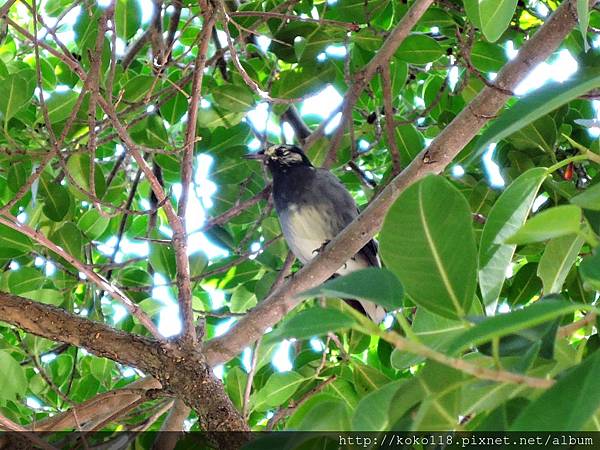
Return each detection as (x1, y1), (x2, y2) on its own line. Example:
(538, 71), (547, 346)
(244, 144), (312, 171)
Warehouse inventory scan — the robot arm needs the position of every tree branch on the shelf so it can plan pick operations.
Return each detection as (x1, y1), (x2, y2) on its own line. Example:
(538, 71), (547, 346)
(380, 64), (402, 175)
(0, 292), (248, 435)
(152, 399), (190, 450)
(176, 5), (216, 346)
(229, 11), (359, 31)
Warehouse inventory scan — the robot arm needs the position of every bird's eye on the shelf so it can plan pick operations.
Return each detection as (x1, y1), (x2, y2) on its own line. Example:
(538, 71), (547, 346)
(276, 148), (286, 157)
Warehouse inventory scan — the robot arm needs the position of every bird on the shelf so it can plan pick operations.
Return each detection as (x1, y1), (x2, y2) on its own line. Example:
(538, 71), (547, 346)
(245, 144), (386, 323)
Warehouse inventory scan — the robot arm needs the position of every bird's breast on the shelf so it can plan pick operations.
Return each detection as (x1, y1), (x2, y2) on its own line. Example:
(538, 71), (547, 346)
(278, 203), (337, 264)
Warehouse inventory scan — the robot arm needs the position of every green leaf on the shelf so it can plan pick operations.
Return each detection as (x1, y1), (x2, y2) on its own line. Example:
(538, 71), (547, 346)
(250, 371), (305, 411)
(508, 263), (542, 306)
(538, 234), (585, 294)
(212, 85), (255, 113)
(506, 116), (556, 153)
(412, 362), (465, 430)
(269, 308), (355, 341)
(290, 396), (352, 430)
(511, 350), (600, 430)
(122, 75), (155, 103)
(39, 174), (71, 222)
(478, 168), (548, 307)
(0, 74), (33, 124)
(376, 59), (408, 100)
(117, 268), (152, 288)
(45, 0), (72, 16)
(161, 91), (188, 125)
(470, 42), (508, 72)
(380, 175), (477, 319)
(447, 297), (583, 355)
(298, 30), (335, 62)
(197, 105), (245, 129)
(115, 0), (142, 40)
(77, 209), (110, 239)
(189, 252), (208, 277)
(351, 380), (407, 430)
(66, 154), (106, 198)
(323, 0), (389, 23)
(578, 0), (590, 52)
(8, 267), (46, 295)
(478, 318), (558, 359)
(478, 0), (518, 42)
(391, 309), (466, 370)
(418, 7), (455, 28)
(352, 29), (382, 51)
(230, 286), (257, 313)
(473, 66), (600, 158)
(0, 350), (27, 401)
(50, 222), (84, 261)
(571, 182), (600, 211)
(7, 159), (32, 193)
(394, 124), (424, 166)
(40, 91), (79, 124)
(463, 0), (482, 29)
(506, 205), (583, 244)
(0, 223), (33, 258)
(149, 243), (176, 278)
(20, 289), (64, 306)
(205, 123), (252, 153)
(226, 366), (247, 411)
(90, 358), (115, 385)
(352, 361), (390, 395)
(580, 251), (600, 291)
(299, 268), (403, 310)
(37, 58), (57, 91)
(271, 63), (336, 99)
(395, 35), (443, 65)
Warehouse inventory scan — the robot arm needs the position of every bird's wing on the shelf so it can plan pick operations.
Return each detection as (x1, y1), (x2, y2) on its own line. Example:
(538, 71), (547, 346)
(315, 169), (381, 268)
(314, 170), (386, 323)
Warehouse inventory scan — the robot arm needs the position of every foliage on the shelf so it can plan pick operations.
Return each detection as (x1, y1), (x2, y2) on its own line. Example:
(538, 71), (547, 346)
(0, 0), (599, 441)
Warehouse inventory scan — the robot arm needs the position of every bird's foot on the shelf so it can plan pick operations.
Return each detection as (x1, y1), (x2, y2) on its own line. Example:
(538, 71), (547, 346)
(312, 239), (331, 255)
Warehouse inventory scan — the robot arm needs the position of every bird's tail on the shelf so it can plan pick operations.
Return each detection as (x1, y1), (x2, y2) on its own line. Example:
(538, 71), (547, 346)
(344, 299), (386, 324)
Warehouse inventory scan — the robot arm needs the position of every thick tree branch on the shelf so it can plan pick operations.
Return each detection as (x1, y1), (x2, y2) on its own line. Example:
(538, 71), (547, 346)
(0, 292), (247, 435)
(0, 415), (57, 450)
(205, 0), (588, 367)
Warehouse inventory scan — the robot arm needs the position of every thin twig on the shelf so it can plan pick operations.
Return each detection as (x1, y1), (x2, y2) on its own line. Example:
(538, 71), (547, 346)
(229, 11), (359, 31)
(242, 338), (261, 420)
(380, 65), (402, 175)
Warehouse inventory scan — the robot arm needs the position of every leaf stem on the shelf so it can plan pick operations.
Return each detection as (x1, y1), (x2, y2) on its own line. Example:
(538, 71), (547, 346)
(547, 154), (589, 173)
(395, 310), (420, 343)
(343, 304), (555, 389)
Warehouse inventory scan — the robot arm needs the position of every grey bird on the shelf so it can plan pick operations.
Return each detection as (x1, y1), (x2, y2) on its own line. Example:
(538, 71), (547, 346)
(245, 144), (386, 323)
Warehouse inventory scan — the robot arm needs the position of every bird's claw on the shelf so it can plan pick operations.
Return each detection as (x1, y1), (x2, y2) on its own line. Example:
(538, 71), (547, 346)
(312, 239), (331, 255)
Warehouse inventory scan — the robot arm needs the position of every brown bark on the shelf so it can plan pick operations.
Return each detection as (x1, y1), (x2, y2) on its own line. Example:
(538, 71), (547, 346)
(0, 292), (248, 436)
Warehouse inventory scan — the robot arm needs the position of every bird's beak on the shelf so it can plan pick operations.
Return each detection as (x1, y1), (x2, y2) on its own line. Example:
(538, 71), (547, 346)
(243, 150), (265, 161)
